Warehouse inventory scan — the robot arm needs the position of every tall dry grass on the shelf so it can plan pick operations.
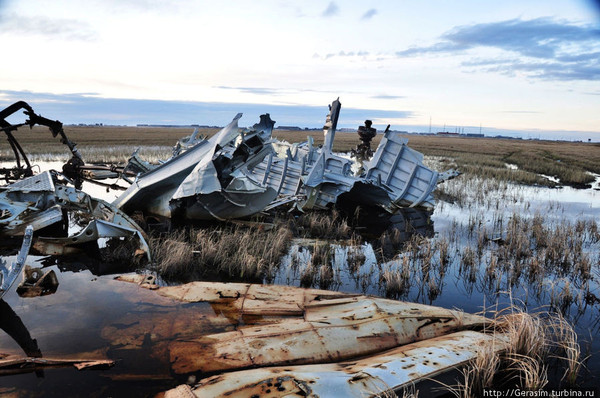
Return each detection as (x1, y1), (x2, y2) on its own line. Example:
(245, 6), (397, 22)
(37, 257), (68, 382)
(150, 221), (293, 282)
(446, 308), (583, 397)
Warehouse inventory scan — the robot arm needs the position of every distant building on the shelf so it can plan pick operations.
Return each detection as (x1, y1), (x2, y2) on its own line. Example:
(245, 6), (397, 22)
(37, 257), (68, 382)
(276, 126), (302, 130)
(436, 132), (459, 136)
(464, 133), (484, 138)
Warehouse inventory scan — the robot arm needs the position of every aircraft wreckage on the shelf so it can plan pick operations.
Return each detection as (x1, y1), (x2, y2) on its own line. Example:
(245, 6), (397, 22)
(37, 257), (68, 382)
(0, 102), (150, 273)
(0, 99), (456, 260)
(2, 99), (457, 221)
(0, 101), (510, 397)
(113, 99), (458, 221)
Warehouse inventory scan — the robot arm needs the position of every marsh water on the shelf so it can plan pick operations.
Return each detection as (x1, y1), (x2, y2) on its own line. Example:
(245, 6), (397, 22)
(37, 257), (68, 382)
(0, 161), (599, 395)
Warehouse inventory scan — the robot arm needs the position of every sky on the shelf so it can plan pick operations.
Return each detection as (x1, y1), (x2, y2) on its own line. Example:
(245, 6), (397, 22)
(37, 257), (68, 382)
(1, 0), (599, 140)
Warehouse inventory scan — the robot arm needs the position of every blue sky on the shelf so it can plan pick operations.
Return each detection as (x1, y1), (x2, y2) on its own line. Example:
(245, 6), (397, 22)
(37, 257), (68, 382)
(0, 1), (599, 140)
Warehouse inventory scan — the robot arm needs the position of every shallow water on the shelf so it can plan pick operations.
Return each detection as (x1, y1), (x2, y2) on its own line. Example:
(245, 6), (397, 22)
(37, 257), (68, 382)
(0, 265), (233, 397)
(272, 178), (600, 388)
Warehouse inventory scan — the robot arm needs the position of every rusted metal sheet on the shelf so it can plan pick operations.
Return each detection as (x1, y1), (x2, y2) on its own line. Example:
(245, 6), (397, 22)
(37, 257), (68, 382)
(115, 277), (487, 375)
(168, 301), (484, 374)
(164, 331), (509, 398)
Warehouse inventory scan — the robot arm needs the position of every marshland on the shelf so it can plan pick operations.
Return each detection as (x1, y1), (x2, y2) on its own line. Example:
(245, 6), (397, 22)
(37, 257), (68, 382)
(1, 125), (599, 396)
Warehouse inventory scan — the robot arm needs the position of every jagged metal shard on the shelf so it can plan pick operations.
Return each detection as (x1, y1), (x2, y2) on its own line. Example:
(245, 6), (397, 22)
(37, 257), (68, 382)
(110, 99), (453, 221)
(0, 225), (33, 299)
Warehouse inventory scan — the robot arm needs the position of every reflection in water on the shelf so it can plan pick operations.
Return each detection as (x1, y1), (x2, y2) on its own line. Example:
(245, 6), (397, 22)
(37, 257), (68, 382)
(0, 299), (41, 358)
(339, 202), (434, 243)
(0, 271), (241, 396)
(40, 254), (137, 277)
(275, 206), (435, 300)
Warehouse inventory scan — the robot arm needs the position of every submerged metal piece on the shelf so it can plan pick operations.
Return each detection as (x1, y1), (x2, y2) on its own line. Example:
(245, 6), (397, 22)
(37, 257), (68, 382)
(16, 265), (59, 297)
(33, 219), (150, 260)
(0, 354), (114, 375)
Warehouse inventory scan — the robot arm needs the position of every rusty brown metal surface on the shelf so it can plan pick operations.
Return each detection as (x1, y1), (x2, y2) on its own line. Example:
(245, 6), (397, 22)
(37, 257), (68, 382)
(116, 276), (488, 375)
(166, 330), (509, 398)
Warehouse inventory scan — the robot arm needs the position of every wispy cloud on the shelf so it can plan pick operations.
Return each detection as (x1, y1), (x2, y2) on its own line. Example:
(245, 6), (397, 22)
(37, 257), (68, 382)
(361, 8), (377, 20)
(0, 13), (97, 41)
(371, 95), (404, 100)
(322, 2), (339, 17)
(315, 50), (370, 60)
(396, 18), (600, 81)
(215, 86), (283, 95)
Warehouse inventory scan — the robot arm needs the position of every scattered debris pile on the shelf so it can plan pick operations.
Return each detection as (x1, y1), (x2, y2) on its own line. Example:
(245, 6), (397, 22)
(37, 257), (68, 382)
(0, 103), (150, 261)
(1, 99), (458, 226)
(0, 171), (150, 260)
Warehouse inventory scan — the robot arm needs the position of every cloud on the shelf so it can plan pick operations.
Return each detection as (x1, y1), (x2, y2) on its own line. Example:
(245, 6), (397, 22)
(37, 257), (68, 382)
(396, 42), (468, 57)
(215, 86), (283, 95)
(361, 8), (377, 20)
(442, 17), (599, 58)
(0, 90), (413, 127)
(371, 95), (404, 100)
(0, 13), (97, 41)
(315, 50), (370, 60)
(322, 2), (339, 17)
(395, 18), (600, 81)
(469, 59), (600, 81)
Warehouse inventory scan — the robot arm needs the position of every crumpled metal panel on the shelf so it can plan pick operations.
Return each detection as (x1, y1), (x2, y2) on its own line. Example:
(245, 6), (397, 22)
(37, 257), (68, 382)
(172, 114), (243, 200)
(166, 331), (509, 398)
(364, 131), (439, 209)
(108, 99), (448, 220)
(246, 99), (444, 213)
(0, 171), (150, 260)
(4, 171), (55, 192)
(113, 136), (214, 217)
(34, 219), (150, 260)
(115, 113), (280, 221)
